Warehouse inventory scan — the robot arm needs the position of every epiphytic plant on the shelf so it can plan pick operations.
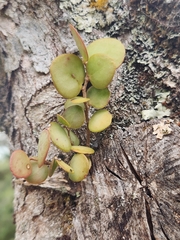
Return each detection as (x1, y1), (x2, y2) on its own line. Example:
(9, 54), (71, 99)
(10, 25), (125, 183)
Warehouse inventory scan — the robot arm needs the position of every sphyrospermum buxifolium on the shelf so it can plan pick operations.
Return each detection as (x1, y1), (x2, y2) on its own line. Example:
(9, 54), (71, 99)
(9, 24), (125, 183)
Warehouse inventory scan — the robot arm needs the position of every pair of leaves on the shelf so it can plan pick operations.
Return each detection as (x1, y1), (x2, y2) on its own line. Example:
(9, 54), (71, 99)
(50, 153), (91, 183)
(49, 121), (94, 153)
(69, 24), (125, 68)
(10, 150), (48, 184)
(58, 100), (112, 133)
(10, 128), (51, 179)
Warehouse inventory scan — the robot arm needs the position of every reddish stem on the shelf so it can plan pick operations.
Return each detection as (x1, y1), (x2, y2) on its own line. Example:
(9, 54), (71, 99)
(82, 74), (90, 146)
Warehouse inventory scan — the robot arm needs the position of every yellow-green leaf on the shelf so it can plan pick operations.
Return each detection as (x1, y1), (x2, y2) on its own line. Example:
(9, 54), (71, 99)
(49, 122), (71, 152)
(88, 109), (112, 132)
(26, 161), (48, 184)
(68, 154), (90, 182)
(69, 24), (88, 63)
(37, 129), (50, 167)
(71, 97), (90, 103)
(71, 145), (94, 154)
(87, 86), (110, 109)
(63, 105), (85, 129)
(50, 54), (85, 99)
(64, 129), (80, 146)
(64, 99), (85, 109)
(49, 159), (58, 177)
(56, 159), (74, 173)
(87, 38), (125, 68)
(57, 114), (70, 127)
(87, 53), (116, 89)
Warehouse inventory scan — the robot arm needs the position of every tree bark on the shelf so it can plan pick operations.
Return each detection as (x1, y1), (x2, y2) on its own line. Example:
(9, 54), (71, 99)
(0, 0), (179, 239)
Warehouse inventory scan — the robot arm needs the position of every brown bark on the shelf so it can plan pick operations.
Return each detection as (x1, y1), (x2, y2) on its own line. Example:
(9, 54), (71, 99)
(0, 0), (179, 239)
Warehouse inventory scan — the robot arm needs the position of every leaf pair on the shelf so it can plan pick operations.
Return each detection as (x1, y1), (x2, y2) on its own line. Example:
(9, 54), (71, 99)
(49, 121), (94, 153)
(69, 24), (125, 68)
(10, 150), (49, 184)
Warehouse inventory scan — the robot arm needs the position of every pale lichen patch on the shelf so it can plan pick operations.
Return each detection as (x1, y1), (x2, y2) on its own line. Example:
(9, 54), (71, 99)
(59, 0), (119, 32)
(153, 119), (173, 139)
(142, 91), (171, 120)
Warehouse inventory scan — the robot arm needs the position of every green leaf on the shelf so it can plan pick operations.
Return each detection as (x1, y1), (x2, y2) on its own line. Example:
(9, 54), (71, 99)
(64, 129), (80, 146)
(87, 38), (125, 68)
(71, 97), (90, 103)
(68, 154), (90, 182)
(49, 159), (58, 177)
(87, 53), (116, 89)
(50, 54), (85, 99)
(87, 86), (110, 109)
(71, 145), (94, 154)
(88, 109), (112, 132)
(49, 122), (71, 152)
(25, 161), (48, 184)
(57, 114), (70, 127)
(56, 159), (74, 173)
(37, 129), (50, 167)
(69, 24), (88, 63)
(63, 105), (85, 129)
(64, 99), (85, 109)
(10, 150), (32, 178)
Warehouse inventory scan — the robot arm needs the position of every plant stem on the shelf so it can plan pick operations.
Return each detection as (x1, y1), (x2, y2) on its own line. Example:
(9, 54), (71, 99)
(82, 74), (90, 147)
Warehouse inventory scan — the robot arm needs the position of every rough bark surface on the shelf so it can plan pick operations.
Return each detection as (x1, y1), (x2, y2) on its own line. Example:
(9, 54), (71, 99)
(0, 0), (179, 239)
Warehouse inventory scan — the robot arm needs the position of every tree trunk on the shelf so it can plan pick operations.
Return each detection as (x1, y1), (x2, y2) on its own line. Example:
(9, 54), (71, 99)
(0, 0), (179, 239)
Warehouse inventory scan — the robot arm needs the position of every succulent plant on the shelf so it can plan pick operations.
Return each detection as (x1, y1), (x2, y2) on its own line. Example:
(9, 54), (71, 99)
(10, 24), (125, 183)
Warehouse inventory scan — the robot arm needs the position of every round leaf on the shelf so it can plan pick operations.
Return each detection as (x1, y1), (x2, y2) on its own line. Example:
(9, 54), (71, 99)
(63, 105), (85, 129)
(87, 53), (116, 89)
(69, 24), (88, 63)
(88, 109), (112, 132)
(37, 129), (50, 167)
(10, 150), (32, 178)
(71, 145), (94, 154)
(87, 86), (110, 109)
(26, 161), (48, 184)
(68, 154), (90, 182)
(49, 122), (71, 152)
(87, 38), (125, 68)
(50, 54), (85, 99)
